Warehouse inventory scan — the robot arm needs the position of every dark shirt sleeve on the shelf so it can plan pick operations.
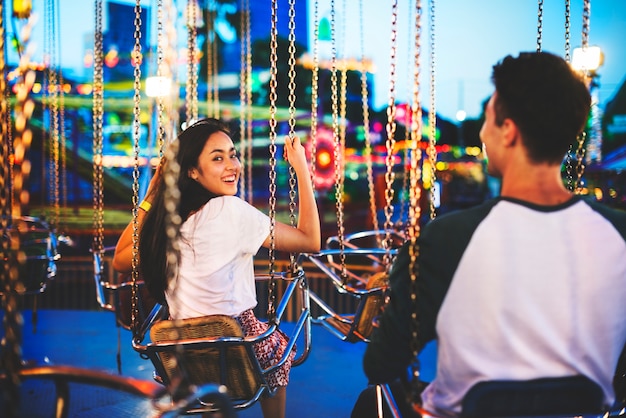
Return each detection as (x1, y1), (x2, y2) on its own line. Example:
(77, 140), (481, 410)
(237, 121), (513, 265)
(362, 239), (441, 383)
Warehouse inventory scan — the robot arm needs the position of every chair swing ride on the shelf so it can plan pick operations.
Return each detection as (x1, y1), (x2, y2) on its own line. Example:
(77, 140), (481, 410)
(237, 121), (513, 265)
(1, 0), (625, 417)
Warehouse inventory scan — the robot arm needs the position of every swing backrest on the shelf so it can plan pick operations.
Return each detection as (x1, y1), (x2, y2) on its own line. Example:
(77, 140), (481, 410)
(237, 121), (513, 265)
(149, 314), (263, 402)
(460, 375), (604, 418)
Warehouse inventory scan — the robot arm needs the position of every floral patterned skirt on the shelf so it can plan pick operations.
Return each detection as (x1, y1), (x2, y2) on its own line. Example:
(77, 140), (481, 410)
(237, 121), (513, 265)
(234, 309), (296, 389)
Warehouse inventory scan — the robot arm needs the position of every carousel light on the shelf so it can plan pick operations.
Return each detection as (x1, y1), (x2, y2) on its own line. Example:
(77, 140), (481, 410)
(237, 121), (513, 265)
(571, 46), (604, 72)
(145, 76), (172, 98)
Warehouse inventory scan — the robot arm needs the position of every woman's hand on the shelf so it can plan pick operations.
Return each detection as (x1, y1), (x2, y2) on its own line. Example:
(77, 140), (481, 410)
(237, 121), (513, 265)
(283, 135), (309, 175)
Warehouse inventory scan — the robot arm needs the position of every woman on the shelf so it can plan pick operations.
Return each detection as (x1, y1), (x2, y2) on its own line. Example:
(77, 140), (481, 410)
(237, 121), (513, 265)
(113, 118), (321, 418)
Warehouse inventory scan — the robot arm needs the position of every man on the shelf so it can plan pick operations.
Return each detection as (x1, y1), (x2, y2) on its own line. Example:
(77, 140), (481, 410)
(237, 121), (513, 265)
(361, 51), (626, 417)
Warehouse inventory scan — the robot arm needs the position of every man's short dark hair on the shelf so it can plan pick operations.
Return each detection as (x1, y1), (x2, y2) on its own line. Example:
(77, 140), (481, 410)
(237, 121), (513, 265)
(491, 51), (591, 164)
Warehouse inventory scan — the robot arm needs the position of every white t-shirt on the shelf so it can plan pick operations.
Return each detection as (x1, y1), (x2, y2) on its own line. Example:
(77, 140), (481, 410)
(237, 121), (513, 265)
(165, 195), (270, 319)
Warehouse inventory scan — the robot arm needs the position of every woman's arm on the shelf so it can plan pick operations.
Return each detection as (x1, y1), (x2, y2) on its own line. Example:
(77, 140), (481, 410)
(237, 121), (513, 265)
(264, 135), (321, 254)
(112, 165), (162, 273)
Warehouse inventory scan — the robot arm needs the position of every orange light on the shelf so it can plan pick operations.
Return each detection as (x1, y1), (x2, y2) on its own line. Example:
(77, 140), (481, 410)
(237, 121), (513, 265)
(317, 149), (332, 170)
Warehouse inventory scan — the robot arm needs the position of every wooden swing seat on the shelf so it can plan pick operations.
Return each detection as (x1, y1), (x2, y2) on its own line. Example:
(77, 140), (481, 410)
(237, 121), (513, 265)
(149, 314), (261, 402)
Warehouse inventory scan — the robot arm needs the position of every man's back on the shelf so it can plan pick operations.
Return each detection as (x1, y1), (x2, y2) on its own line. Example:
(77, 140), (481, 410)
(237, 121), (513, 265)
(420, 196), (626, 416)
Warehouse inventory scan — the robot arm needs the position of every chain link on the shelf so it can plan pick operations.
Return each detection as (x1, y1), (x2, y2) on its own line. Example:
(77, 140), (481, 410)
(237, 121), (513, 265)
(287, 0), (299, 272)
(92, 0), (105, 271)
(130, 0), (143, 337)
(383, 0), (399, 269)
(564, 0), (571, 62)
(582, 0), (590, 49)
(359, 0), (378, 239)
(408, 0), (424, 403)
(0, 4), (22, 414)
(575, 131), (587, 194)
(2, 13), (36, 415)
(329, 0), (347, 281)
(238, 0), (248, 200)
(186, 0), (198, 123)
(428, 0), (437, 221)
(267, 0), (279, 322)
(309, 0), (320, 191)
(536, 0), (543, 52)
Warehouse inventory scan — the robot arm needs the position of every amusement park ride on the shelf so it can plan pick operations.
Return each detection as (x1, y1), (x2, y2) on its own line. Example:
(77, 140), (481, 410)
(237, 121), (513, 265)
(1, 0), (625, 417)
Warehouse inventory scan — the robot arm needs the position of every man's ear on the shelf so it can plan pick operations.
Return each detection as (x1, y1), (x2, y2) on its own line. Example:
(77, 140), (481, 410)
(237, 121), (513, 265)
(500, 118), (520, 147)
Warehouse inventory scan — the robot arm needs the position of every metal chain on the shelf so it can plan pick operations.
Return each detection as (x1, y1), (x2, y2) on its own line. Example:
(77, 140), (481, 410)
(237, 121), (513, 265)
(0, 4), (21, 414)
(130, 0), (143, 337)
(185, 0), (198, 123)
(564, 0), (571, 62)
(267, 0), (279, 322)
(330, 0), (347, 281)
(155, 0), (166, 154)
(360, 0), (378, 238)
(428, 0), (437, 220)
(575, 131), (587, 194)
(287, 0), (299, 272)
(408, 0), (424, 404)
(309, 0), (320, 191)
(536, 0), (543, 52)
(92, 0), (105, 267)
(582, 0), (590, 49)
(238, 0), (248, 200)
(245, 1), (253, 203)
(45, 0), (60, 226)
(563, 0), (574, 191)
(211, 4), (219, 117)
(383, 0), (399, 269)
(574, 0), (590, 193)
(2, 15), (36, 415)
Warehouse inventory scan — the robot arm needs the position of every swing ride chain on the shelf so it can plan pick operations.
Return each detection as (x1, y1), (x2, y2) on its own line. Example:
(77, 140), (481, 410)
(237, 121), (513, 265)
(428, 0), (437, 221)
(267, 0), (279, 322)
(186, 0), (199, 123)
(408, 0), (425, 407)
(1, 14), (36, 414)
(575, 132), (587, 194)
(207, 3), (215, 118)
(330, 0), (348, 281)
(155, 0), (166, 154)
(45, 0), (61, 227)
(573, 0), (590, 194)
(0, 5), (22, 414)
(383, 0), (399, 269)
(309, 0), (320, 190)
(564, 0), (571, 62)
(245, 0), (253, 203)
(359, 0), (379, 236)
(286, 0), (300, 272)
(536, 0), (543, 52)
(130, 0), (143, 337)
(238, 0), (248, 200)
(92, 0), (105, 261)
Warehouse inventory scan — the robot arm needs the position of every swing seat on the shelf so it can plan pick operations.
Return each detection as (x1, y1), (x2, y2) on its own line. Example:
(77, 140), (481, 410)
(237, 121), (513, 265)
(150, 314), (261, 401)
(301, 248), (393, 343)
(132, 269), (311, 413)
(460, 375), (605, 418)
(2, 216), (60, 295)
(0, 363), (236, 418)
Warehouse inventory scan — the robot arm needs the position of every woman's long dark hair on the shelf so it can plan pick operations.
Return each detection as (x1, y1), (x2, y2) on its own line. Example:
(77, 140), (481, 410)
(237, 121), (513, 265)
(139, 118), (231, 303)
